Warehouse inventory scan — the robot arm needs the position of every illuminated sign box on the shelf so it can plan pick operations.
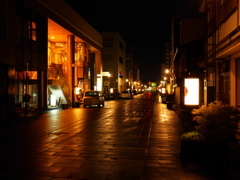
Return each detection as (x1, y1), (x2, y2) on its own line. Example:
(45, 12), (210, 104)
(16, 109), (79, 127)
(184, 78), (199, 105)
(50, 94), (56, 106)
(161, 88), (166, 94)
(102, 72), (110, 77)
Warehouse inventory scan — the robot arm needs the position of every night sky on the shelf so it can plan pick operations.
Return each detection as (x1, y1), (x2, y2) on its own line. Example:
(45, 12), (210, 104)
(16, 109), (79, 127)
(65, 0), (203, 84)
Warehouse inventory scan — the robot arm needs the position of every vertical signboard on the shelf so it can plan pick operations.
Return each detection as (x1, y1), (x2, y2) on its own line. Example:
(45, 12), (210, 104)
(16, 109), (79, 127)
(184, 78), (199, 105)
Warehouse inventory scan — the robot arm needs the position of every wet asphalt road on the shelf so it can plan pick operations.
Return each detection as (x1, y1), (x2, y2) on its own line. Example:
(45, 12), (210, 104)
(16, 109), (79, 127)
(0, 92), (239, 179)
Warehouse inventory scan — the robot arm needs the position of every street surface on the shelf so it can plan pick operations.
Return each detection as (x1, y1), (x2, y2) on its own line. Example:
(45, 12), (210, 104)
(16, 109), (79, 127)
(0, 92), (239, 179)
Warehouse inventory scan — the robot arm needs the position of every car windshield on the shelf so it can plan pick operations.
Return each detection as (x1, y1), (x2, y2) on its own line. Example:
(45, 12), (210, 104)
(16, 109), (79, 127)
(85, 91), (99, 96)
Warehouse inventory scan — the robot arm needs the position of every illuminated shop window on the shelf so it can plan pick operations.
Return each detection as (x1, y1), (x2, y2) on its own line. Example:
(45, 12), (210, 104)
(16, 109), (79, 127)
(28, 20), (36, 41)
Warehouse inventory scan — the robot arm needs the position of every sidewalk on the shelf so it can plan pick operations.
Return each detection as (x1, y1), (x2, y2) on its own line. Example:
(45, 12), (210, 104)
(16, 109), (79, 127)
(3, 98), (240, 179)
(15, 102), (240, 162)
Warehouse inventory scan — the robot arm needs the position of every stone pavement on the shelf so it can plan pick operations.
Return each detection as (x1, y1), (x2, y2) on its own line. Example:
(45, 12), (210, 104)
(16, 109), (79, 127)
(0, 94), (240, 179)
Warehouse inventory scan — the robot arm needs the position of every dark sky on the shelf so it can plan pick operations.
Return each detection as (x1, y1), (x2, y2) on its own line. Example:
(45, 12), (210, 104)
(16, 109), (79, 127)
(65, 0), (203, 83)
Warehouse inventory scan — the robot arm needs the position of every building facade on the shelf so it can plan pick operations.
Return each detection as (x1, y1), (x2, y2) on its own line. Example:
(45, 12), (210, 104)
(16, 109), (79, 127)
(101, 32), (141, 98)
(101, 32), (127, 98)
(199, 0), (240, 107)
(168, 16), (205, 107)
(167, 0), (240, 108)
(0, 0), (103, 121)
(126, 47), (141, 93)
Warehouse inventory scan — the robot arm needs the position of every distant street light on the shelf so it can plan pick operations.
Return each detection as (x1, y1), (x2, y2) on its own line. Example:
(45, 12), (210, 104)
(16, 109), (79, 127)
(126, 79), (130, 90)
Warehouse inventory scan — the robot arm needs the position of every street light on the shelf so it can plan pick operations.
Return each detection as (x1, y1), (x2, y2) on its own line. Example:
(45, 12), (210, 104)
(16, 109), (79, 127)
(126, 79), (130, 90)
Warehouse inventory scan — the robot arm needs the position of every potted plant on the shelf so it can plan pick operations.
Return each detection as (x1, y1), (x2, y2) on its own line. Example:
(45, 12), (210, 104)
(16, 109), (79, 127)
(180, 131), (204, 161)
(73, 101), (80, 108)
(22, 93), (32, 102)
(193, 101), (239, 144)
(180, 101), (240, 165)
(61, 103), (69, 109)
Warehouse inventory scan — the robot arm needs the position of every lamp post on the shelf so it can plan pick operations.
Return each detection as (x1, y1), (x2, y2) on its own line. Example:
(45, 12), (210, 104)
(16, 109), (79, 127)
(164, 68), (170, 94)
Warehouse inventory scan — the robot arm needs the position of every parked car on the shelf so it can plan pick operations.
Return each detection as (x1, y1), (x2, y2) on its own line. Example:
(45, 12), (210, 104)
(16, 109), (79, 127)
(161, 94), (167, 103)
(132, 90), (137, 95)
(166, 94), (175, 109)
(120, 91), (133, 99)
(82, 90), (105, 108)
